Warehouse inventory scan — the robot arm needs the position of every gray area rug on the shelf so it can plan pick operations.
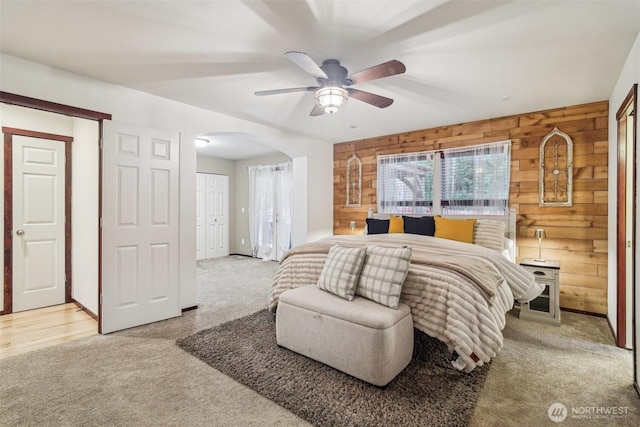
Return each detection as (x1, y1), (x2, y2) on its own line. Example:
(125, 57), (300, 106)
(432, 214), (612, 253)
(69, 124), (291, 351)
(176, 309), (490, 427)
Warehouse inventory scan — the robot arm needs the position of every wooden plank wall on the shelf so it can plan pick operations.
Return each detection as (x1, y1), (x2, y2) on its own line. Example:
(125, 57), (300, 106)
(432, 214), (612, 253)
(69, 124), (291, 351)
(334, 101), (609, 315)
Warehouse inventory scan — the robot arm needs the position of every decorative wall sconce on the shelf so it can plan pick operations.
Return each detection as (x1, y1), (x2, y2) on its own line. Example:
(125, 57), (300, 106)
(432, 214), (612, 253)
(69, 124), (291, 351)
(346, 154), (362, 207)
(539, 127), (573, 206)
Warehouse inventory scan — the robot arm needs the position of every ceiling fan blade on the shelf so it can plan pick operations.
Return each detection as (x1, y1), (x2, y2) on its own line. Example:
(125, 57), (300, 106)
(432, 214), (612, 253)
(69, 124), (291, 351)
(285, 51), (328, 80)
(310, 104), (325, 117)
(348, 88), (394, 108)
(347, 60), (406, 85)
(255, 87), (317, 96)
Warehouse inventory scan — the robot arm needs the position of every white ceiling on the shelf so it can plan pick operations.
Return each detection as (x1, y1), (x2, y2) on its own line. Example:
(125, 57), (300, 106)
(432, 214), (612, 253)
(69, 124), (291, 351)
(1, 0), (639, 159)
(196, 132), (283, 160)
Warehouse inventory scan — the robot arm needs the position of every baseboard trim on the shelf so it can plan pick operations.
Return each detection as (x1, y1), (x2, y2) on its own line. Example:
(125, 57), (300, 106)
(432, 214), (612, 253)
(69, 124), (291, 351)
(606, 316), (619, 346)
(562, 307), (615, 343)
(560, 307), (607, 318)
(71, 299), (98, 321)
(182, 305), (198, 313)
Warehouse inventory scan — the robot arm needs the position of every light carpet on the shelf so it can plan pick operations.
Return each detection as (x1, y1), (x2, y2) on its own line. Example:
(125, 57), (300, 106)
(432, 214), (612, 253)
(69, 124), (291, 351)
(177, 309), (490, 427)
(1, 256), (638, 426)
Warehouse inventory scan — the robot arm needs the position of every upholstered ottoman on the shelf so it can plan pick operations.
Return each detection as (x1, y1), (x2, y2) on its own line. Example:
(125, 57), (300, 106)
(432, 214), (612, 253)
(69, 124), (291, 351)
(276, 285), (414, 386)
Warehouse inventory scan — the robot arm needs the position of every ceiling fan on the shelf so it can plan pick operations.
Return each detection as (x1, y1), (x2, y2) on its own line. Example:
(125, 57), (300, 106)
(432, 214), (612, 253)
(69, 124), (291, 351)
(255, 51), (406, 116)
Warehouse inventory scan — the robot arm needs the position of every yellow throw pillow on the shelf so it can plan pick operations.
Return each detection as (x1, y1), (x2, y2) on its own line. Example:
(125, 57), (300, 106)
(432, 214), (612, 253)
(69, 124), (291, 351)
(388, 215), (404, 233)
(434, 216), (477, 243)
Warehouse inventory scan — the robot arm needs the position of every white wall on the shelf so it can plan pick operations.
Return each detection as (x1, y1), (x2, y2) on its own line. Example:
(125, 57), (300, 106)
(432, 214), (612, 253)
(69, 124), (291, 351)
(304, 146), (333, 243)
(197, 155), (235, 175)
(1, 53), (334, 310)
(607, 32), (640, 336)
(71, 118), (100, 315)
(292, 157), (308, 249)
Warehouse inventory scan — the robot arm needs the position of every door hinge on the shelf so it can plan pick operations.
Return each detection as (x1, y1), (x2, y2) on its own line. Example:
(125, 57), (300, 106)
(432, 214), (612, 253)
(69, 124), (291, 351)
(99, 138), (103, 150)
(100, 294), (103, 305)
(99, 217), (103, 228)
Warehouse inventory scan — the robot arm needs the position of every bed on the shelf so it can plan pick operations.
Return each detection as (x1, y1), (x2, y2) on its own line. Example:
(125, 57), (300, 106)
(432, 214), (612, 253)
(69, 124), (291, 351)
(268, 209), (544, 372)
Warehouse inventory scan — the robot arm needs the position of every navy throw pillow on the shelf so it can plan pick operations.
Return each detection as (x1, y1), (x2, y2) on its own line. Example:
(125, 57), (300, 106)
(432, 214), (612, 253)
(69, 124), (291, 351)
(402, 216), (435, 236)
(366, 218), (390, 234)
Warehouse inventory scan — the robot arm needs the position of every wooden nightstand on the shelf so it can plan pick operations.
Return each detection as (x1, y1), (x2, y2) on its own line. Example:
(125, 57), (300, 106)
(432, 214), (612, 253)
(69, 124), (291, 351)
(519, 259), (561, 325)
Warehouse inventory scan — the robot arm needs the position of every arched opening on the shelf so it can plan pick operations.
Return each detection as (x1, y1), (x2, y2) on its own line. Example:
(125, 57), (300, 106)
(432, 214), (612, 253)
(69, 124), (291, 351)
(193, 131), (308, 259)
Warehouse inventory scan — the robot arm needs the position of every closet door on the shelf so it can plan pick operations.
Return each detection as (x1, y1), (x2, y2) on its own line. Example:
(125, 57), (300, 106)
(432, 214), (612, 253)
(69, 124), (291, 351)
(195, 173), (205, 260)
(204, 174), (229, 259)
(210, 174), (229, 258)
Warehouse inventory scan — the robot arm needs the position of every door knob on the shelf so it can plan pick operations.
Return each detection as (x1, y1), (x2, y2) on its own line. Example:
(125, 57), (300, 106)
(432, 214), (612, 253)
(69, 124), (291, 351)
(16, 229), (24, 236)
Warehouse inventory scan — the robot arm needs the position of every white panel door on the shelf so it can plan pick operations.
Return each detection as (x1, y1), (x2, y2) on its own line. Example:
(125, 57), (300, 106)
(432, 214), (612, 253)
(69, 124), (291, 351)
(195, 173), (205, 261)
(101, 122), (180, 333)
(204, 174), (229, 258)
(211, 174), (229, 258)
(12, 136), (66, 312)
(204, 174), (217, 259)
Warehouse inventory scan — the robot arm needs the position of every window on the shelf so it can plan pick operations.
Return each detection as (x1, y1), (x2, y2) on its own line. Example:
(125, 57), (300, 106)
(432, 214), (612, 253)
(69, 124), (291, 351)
(441, 141), (511, 215)
(377, 152), (435, 214)
(377, 141), (511, 216)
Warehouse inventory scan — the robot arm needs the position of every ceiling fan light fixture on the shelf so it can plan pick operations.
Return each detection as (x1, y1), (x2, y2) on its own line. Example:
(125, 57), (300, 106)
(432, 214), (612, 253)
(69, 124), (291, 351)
(315, 86), (348, 114)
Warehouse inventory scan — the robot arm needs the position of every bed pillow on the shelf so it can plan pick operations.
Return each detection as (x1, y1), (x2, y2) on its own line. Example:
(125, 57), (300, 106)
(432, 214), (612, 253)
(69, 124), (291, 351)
(317, 245), (367, 300)
(357, 245), (412, 309)
(388, 215), (404, 233)
(365, 218), (389, 234)
(474, 220), (506, 251)
(434, 216), (477, 244)
(403, 216), (435, 236)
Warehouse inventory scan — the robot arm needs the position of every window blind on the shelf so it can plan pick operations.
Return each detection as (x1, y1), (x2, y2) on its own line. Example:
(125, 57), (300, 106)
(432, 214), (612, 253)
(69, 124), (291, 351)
(441, 141), (511, 215)
(376, 140), (511, 216)
(377, 152), (435, 214)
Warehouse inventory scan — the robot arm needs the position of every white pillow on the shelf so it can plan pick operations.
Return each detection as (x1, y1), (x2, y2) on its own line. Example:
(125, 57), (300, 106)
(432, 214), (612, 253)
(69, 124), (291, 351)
(502, 238), (515, 261)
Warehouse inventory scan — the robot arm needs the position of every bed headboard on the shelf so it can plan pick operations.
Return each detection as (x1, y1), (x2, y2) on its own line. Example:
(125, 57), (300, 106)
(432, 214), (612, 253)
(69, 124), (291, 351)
(369, 208), (517, 261)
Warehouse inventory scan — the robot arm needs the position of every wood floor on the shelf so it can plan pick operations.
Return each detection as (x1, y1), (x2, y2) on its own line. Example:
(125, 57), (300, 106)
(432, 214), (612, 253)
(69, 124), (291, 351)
(0, 303), (98, 360)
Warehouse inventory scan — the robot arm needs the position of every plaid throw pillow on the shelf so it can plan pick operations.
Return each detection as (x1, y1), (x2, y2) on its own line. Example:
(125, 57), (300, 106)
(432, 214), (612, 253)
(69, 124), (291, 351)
(357, 245), (412, 309)
(317, 245), (367, 300)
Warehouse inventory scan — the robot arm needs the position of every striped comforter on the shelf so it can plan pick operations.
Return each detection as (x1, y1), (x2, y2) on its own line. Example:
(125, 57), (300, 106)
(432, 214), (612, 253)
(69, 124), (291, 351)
(268, 233), (543, 372)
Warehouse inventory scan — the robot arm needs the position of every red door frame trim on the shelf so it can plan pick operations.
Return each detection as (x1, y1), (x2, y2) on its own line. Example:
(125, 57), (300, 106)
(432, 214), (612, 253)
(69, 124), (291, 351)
(1, 92), (111, 333)
(3, 127), (73, 314)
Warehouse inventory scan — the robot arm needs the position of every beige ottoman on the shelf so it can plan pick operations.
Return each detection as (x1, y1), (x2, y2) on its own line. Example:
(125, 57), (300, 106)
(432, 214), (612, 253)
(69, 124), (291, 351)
(276, 285), (414, 386)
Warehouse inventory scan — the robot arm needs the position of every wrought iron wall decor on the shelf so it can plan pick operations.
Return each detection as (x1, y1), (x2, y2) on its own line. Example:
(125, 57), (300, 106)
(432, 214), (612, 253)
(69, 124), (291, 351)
(346, 153), (362, 207)
(539, 127), (573, 206)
